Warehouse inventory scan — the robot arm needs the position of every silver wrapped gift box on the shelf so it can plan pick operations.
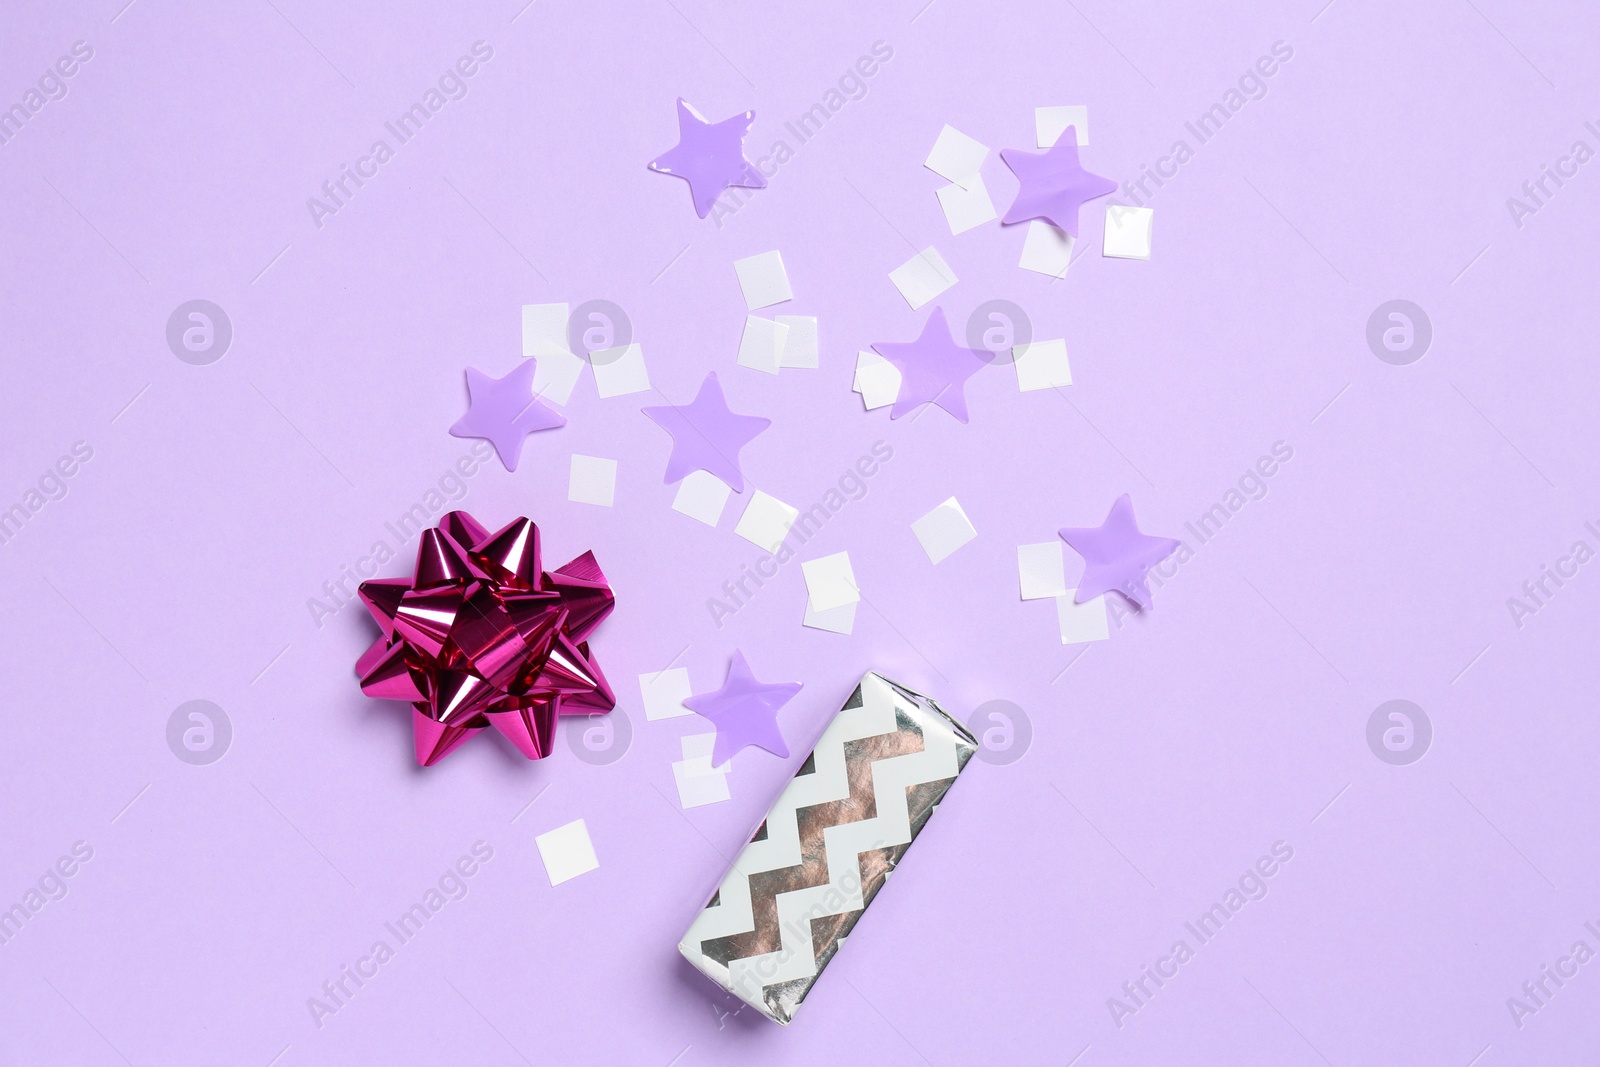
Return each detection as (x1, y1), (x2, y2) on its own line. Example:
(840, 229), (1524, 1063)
(678, 672), (977, 1024)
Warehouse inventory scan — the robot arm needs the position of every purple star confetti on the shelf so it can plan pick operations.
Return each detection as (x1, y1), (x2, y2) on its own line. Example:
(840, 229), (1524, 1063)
(647, 98), (767, 219)
(641, 372), (770, 492)
(684, 650), (802, 767)
(871, 307), (989, 423)
(1000, 126), (1117, 237)
(447, 361), (566, 472)
(1059, 493), (1180, 610)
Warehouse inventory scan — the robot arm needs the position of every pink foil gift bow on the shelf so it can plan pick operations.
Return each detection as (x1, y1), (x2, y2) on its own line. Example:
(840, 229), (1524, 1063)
(353, 510), (616, 766)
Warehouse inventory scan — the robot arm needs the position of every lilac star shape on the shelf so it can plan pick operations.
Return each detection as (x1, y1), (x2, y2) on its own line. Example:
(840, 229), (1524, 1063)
(447, 360), (566, 473)
(647, 98), (767, 219)
(684, 651), (802, 767)
(1059, 494), (1180, 611)
(871, 307), (989, 423)
(641, 372), (770, 492)
(1000, 127), (1117, 237)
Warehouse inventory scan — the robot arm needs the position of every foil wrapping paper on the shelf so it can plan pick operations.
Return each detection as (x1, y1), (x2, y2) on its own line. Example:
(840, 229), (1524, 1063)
(678, 672), (976, 1025)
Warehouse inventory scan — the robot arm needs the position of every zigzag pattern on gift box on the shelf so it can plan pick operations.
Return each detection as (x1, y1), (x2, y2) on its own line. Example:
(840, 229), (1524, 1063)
(678, 673), (973, 1023)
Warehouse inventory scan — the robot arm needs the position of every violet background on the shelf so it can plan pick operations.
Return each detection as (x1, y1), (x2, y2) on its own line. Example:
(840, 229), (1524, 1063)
(2, 0), (1597, 1063)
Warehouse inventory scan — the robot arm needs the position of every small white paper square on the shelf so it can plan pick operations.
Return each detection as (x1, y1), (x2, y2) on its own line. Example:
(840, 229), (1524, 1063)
(1036, 105), (1089, 148)
(681, 732), (718, 761)
(1057, 590), (1111, 644)
(535, 819), (599, 886)
(912, 497), (977, 564)
(925, 124), (988, 189)
(1018, 542), (1068, 600)
(853, 351), (902, 410)
(803, 598), (857, 635)
(936, 178), (998, 235)
(889, 247), (958, 310)
(737, 315), (789, 375)
(672, 758), (731, 808)
(531, 348), (585, 406)
(567, 454), (617, 507)
(735, 490), (799, 553)
(775, 315), (818, 369)
(640, 667), (693, 721)
(671, 470), (732, 526)
(1103, 205), (1154, 260)
(523, 303), (584, 405)
(734, 250), (793, 310)
(590, 343), (651, 397)
(1019, 221), (1076, 278)
(522, 303), (569, 358)
(801, 551), (860, 613)
(1013, 339), (1072, 391)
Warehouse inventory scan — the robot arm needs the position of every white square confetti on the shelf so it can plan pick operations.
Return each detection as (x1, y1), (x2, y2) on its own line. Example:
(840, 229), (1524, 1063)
(671, 470), (732, 526)
(737, 315), (789, 375)
(1057, 589), (1111, 644)
(590, 342), (651, 397)
(681, 732), (718, 761)
(672, 757), (731, 808)
(775, 315), (818, 369)
(803, 598), (857, 635)
(735, 490), (799, 553)
(535, 818), (599, 886)
(924, 124), (988, 189)
(734, 250), (793, 310)
(567, 454), (616, 507)
(889, 247), (958, 310)
(853, 350), (902, 410)
(912, 497), (977, 564)
(1019, 221), (1076, 278)
(639, 667), (693, 721)
(531, 348), (585, 406)
(521, 302), (569, 357)
(523, 303), (585, 405)
(801, 551), (860, 613)
(1103, 205), (1154, 260)
(1036, 105), (1088, 148)
(1013, 339), (1072, 392)
(936, 178), (998, 235)
(1018, 542), (1068, 600)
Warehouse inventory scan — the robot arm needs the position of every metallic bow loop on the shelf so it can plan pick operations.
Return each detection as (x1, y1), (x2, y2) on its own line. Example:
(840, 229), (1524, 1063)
(354, 510), (616, 766)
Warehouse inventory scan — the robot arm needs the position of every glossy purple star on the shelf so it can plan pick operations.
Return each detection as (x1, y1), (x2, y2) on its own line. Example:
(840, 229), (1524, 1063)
(1059, 494), (1180, 611)
(684, 651), (802, 767)
(647, 98), (768, 219)
(1000, 127), (1117, 237)
(447, 361), (566, 472)
(871, 307), (989, 423)
(641, 372), (769, 491)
